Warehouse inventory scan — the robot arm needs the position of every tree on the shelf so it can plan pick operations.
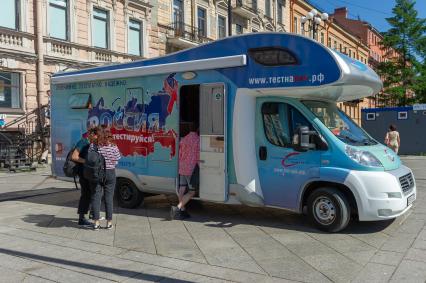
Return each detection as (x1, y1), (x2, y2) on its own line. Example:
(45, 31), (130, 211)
(377, 0), (426, 106)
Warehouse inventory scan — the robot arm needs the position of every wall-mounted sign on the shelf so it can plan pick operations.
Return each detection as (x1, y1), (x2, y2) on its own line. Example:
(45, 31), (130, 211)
(413, 104), (426, 111)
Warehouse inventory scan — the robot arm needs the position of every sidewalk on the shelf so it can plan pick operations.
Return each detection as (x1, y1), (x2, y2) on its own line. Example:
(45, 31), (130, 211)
(0, 161), (425, 282)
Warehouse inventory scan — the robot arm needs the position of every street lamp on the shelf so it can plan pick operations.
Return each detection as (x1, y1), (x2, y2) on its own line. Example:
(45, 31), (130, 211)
(301, 9), (328, 40)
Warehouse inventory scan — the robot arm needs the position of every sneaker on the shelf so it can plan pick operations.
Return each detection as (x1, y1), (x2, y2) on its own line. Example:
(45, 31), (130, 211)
(170, 206), (179, 219)
(105, 224), (113, 230)
(93, 224), (101, 231)
(78, 218), (92, 226)
(180, 210), (191, 219)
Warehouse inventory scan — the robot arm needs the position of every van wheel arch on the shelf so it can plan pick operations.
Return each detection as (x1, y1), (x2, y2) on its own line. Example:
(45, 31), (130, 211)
(302, 181), (358, 219)
(115, 177), (144, 208)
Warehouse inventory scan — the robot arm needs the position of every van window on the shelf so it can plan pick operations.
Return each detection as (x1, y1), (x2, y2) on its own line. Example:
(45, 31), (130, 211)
(249, 47), (298, 66)
(68, 93), (91, 109)
(262, 102), (312, 147)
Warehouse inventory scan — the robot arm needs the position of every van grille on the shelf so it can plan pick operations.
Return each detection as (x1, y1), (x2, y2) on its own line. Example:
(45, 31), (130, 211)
(399, 173), (414, 195)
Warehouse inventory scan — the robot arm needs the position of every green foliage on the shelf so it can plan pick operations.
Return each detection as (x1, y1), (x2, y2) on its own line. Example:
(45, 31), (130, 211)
(376, 0), (426, 106)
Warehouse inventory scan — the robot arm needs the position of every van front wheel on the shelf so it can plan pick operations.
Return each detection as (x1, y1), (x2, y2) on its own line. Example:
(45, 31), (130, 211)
(307, 188), (350, 233)
(116, 178), (144, 208)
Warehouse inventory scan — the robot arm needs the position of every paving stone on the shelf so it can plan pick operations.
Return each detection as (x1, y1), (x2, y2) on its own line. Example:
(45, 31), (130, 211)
(352, 263), (395, 283)
(302, 253), (362, 282)
(257, 257), (331, 283)
(370, 251), (405, 266)
(412, 238), (426, 250)
(405, 248), (426, 263)
(390, 259), (426, 282)
(342, 250), (376, 265)
(380, 234), (417, 253)
(0, 265), (27, 283)
(113, 212), (156, 254)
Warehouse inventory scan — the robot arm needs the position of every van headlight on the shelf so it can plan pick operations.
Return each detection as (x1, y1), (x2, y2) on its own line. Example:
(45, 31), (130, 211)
(345, 146), (383, 167)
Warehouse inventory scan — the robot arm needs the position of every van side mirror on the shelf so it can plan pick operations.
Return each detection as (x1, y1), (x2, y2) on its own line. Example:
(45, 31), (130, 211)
(293, 126), (317, 152)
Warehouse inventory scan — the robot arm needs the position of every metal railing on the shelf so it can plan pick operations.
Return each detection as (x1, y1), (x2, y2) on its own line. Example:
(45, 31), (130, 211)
(166, 21), (213, 45)
(0, 105), (50, 170)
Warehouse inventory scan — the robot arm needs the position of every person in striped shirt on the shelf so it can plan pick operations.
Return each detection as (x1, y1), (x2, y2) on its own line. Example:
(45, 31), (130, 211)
(91, 127), (121, 230)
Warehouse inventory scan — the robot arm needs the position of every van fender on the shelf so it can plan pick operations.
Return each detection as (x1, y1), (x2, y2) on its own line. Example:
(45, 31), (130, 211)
(298, 167), (364, 215)
(115, 169), (144, 192)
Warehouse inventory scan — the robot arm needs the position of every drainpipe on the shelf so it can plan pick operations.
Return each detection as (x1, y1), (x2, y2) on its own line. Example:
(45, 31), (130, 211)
(36, 0), (44, 115)
(35, 0), (45, 153)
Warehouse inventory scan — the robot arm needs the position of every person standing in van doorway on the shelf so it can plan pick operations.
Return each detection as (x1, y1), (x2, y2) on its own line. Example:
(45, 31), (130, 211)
(90, 128), (121, 230)
(385, 124), (400, 154)
(171, 125), (200, 220)
(71, 127), (99, 226)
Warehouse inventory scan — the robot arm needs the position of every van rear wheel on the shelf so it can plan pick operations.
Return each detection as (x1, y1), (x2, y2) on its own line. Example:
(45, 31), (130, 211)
(307, 187), (350, 233)
(116, 178), (144, 208)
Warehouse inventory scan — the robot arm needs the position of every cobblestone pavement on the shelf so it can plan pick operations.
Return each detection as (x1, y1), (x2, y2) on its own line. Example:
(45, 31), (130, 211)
(0, 158), (425, 282)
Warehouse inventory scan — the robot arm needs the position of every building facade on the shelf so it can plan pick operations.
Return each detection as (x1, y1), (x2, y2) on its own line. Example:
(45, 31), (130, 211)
(0, 0), (156, 126)
(0, 0), (383, 128)
(332, 7), (399, 108)
(289, 0), (370, 125)
(156, 0), (291, 54)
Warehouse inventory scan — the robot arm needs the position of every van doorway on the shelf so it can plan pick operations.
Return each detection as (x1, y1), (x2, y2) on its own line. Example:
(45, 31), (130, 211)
(179, 83), (227, 202)
(179, 85), (200, 195)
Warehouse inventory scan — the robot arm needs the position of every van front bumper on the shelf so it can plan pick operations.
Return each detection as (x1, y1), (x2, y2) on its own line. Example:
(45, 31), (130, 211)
(344, 165), (416, 221)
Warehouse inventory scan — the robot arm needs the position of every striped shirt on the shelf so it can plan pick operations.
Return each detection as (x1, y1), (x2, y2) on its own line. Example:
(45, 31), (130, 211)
(90, 143), (121, 169)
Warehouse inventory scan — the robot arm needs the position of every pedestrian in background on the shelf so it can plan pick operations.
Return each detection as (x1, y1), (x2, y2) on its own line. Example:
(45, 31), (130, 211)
(90, 128), (121, 230)
(72, 127), (99, 226)
(385, 124), (400, 154)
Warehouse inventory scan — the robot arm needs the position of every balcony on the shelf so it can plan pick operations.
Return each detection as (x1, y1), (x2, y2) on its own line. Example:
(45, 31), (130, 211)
(0, 27), (35, 55)
(233, 0), (260, 19)
(165, 22), (213, 49)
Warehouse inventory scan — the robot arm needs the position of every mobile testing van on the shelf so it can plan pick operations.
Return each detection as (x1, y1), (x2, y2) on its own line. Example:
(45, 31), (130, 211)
(51, 33), (416, 232)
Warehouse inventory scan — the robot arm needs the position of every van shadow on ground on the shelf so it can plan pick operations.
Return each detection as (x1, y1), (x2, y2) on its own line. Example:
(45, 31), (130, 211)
(15, 187), (395, 235)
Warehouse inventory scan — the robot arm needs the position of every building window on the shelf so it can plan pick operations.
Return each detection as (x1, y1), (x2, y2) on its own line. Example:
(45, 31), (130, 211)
(0, 72), (21, 110)
(92, 8), (109, 49)
(218, 15), (226, 39)
(339, 43), (342, 52)
(197, 7), (207, 37)
(265, 0), (271, 17)
(49, 0), (68, 40)
(0, 0), (19, 30)
(128, 19), (142, 56)
(235, 23), (243, 34)
(320, 32), (324, 44)
(349, 49), (352, 58)
(252, 0), (257, 11)
(293, 17), (298, 33)
(277, 0), (284, 23)
(173, 0), (184, 32)
(327, 37), (331, 47)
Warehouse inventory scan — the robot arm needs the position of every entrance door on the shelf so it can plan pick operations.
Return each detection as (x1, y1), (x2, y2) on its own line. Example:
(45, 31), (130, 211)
(199, 83), (226, 202)
(255, 98), (321, 210)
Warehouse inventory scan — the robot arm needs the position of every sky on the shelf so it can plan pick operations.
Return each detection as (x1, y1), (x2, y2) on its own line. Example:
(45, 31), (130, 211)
(308, 0), (426, 33)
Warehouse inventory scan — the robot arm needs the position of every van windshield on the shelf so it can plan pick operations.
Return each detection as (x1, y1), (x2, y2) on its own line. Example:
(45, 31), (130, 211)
(302, 100), (377, 146)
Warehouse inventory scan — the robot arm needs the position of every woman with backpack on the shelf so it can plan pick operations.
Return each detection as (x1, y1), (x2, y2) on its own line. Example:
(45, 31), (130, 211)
(89, 127), (121, 230)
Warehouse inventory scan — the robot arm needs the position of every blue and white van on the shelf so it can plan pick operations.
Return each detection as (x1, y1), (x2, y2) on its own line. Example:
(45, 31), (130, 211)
(51, 33), (416, 232)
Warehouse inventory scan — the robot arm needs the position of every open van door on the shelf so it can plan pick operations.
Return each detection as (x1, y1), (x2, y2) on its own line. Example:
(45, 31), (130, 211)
(199, 83), (227, 202)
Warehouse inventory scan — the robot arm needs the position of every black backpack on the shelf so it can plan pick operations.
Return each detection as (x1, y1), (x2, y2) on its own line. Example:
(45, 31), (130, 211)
(63, 147), (79, 189)
(83, 145), (106, 184)
(63, 148), (78, 177)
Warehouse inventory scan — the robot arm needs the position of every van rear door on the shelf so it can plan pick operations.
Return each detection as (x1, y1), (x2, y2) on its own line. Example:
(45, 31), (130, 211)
(198, 83), (227, 202)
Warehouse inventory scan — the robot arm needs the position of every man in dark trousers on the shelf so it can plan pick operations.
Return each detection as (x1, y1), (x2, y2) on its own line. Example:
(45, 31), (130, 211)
(72, 127), (99, 226)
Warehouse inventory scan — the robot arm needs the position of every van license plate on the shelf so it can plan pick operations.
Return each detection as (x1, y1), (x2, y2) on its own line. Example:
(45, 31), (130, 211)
(407, 194), (416, 206)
